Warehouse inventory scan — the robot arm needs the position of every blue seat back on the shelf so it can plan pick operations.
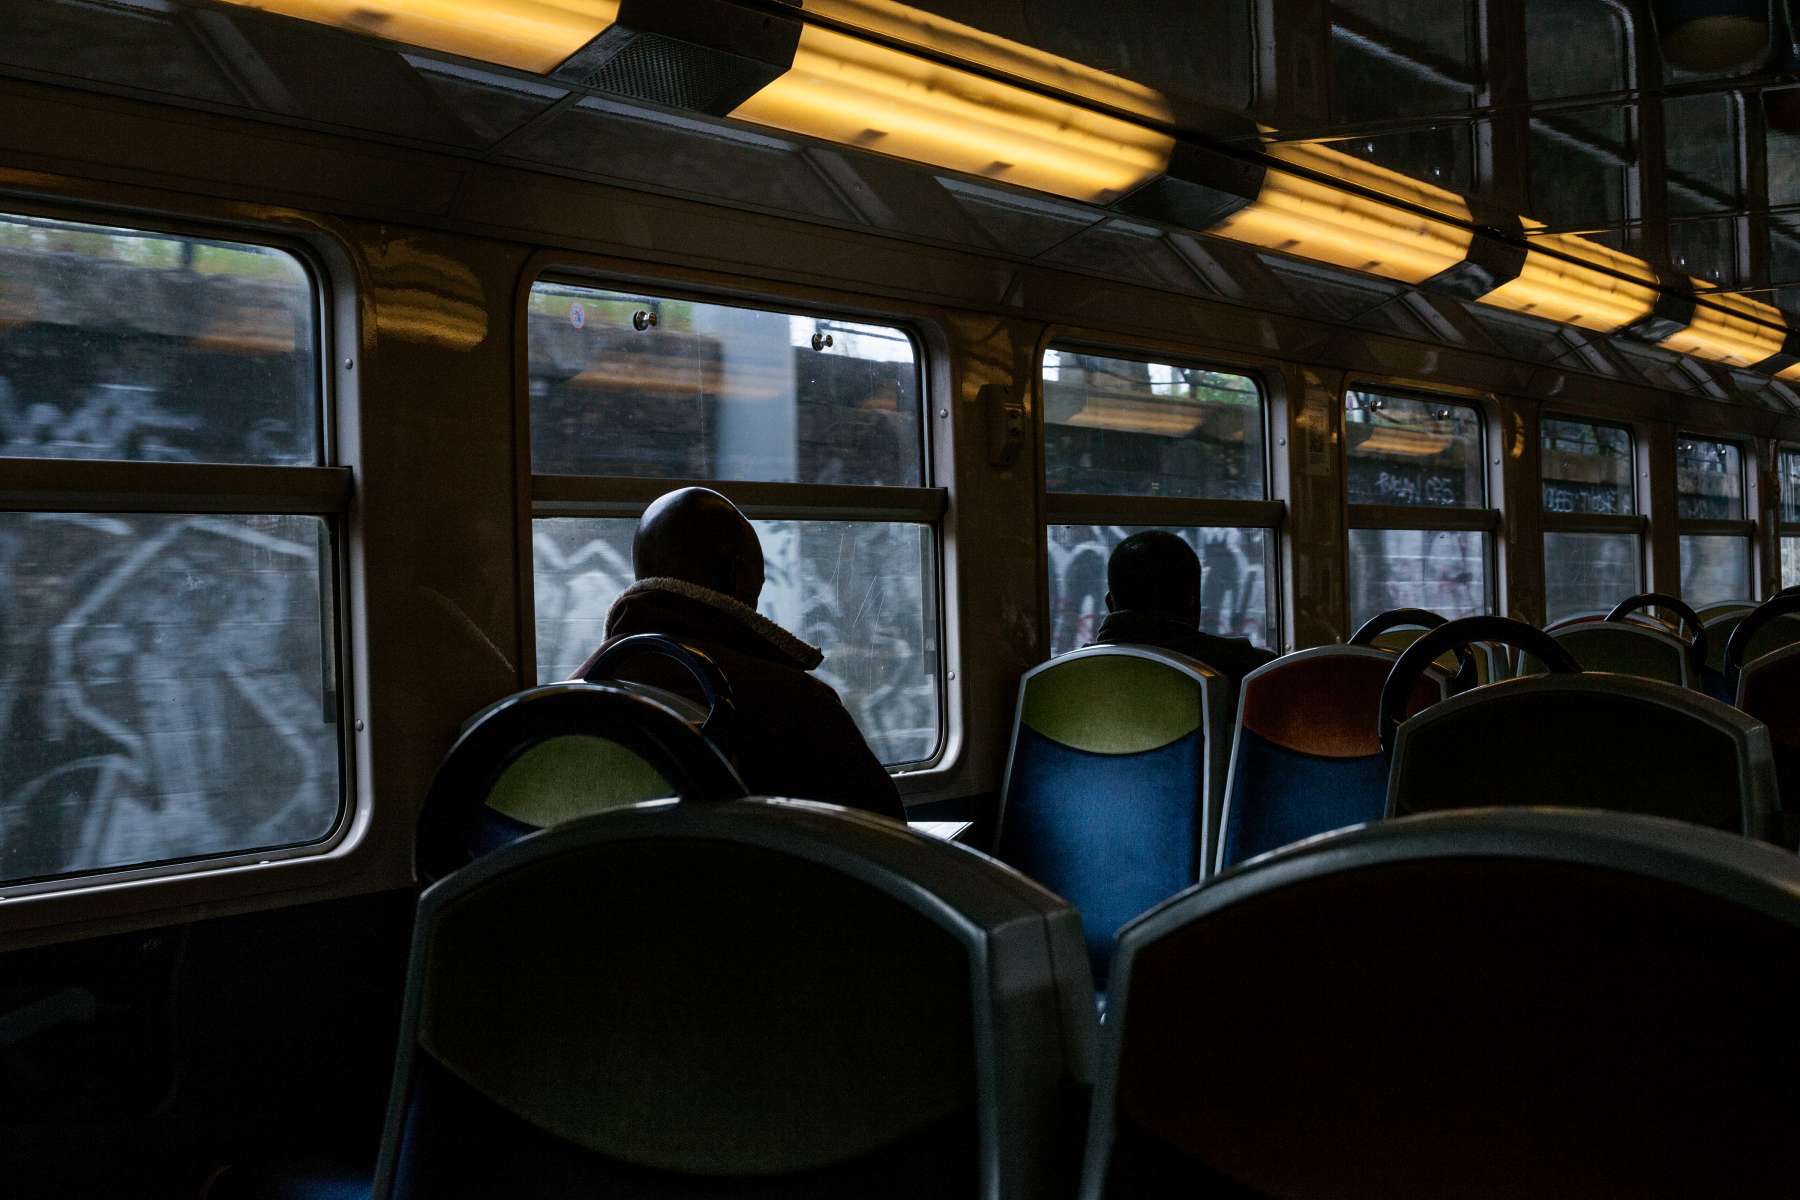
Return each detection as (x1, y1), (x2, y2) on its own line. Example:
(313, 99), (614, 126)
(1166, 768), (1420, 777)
(378, 801), (1096, 1200)
(1217, 647), (1445, 872)
(997, 646), (1226, 987)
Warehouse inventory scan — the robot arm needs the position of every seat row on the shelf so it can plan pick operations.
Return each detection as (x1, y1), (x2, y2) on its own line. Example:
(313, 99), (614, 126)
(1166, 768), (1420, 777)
(372, 800), (1800, 1197)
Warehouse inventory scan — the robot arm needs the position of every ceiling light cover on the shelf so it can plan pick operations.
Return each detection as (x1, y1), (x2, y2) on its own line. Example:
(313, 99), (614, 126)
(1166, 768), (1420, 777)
(1658, 289), (1789, 367)
(1479, 232), (1659, 332)
(1208, 142), (1473, 284)
(729, 24), (1173, 204)
(225, 0), (620, 72)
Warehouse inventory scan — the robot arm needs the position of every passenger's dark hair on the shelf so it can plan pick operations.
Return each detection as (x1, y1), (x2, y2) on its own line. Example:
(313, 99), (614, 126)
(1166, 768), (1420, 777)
(1106, 530), (1201, 624)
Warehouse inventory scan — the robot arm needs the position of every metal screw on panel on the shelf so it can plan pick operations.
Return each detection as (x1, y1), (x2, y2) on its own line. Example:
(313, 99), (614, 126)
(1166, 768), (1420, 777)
(811, 332), (834, 351)
(938, 408), (949, 418)
(343, 358), (354, 369)
(355, 719), (366, 732)
(947, 670), (957, 680)
(633, 310), (658, 331)
(1279, 437), (1288, 446)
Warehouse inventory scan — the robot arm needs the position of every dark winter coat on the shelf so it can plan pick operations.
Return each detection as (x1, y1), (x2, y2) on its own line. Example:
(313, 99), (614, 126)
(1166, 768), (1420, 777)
(574, 577), (906, 822)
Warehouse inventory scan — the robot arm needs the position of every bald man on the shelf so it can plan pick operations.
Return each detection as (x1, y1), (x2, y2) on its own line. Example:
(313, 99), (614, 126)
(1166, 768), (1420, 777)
(573, 487), (905, 821)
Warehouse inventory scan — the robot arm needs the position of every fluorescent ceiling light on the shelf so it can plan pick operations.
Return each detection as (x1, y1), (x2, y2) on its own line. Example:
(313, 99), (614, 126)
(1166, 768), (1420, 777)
(224, 1), (619, 72)
(1355, 427), (1454, 458)
(1658, 291), (1789, 367)
(729, 25), (1173, 204)
(1207, 141), (1473, 284)
(1478, 230), (1658, 332)
(803, 0), (1172, 124)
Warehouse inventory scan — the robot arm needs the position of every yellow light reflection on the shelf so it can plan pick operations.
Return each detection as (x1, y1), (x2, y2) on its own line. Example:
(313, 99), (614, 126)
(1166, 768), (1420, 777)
(1659, 290), (1789, 368)
(1208, 142), (1472, 284)
(223, 0), (618, 72)
(803, 0), (1172, 123)
(1480, 230), (1658, 332)
(730, 25), (1173, 204)
(1780, 364), (1800, 383)
(1357, 427), (1453, 458)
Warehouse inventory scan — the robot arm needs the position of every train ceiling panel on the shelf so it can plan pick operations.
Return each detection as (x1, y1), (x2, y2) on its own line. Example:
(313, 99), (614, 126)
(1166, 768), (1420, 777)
(4, 0), (1800, 412)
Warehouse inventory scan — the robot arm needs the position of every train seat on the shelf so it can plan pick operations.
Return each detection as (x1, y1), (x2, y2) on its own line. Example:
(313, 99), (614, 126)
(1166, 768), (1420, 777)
(1723, 592), (1800, 700)
(1214, 647), (1446, 874)
(1349, 607), (1504, 685)
(996, 646), (1229, 988)
(414, 682), (746, 882)
(376, 800), (1095, 1200)
(1383, 625), (1777, 840)
(1538, 620), (1693, 686)
(1079, 810), (1800, 1198)
(1738, 643), (1800, 845)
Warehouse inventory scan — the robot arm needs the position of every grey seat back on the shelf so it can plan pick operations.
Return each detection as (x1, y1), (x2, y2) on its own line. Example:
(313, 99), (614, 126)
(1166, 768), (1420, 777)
(1386, 673), (1777, 840)
(1081, 810), (1800, 1198)
(1544, 621), (1693, 686)
(377, 799), (1096, 1200)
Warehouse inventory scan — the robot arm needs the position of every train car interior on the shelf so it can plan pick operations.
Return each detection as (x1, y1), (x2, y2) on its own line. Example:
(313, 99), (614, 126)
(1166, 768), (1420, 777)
(5, 0), (1800, 1195)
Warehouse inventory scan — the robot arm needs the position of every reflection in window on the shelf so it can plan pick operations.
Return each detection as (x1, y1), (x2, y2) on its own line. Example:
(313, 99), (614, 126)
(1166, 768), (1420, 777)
(1680, 533), (1752, 607)
(1781, 447), (1800, 526)
(1541, 418), (1634, 515)
(1329, 0), (1478, 121)
(1665, 92), (1742, 216)
(1676, 437), (1744, 519)
(1771, 91), (1800, 208)
(1333, 124), (1474, 192)
(1545, 531), (1641, 623)
(1045, 525), (1274, 655)
(1668, 218), (1740, 288)
(0, 514), (340, 884)
(1774, 215), (1800, 287)
(1042, 350), (1265, 499)
(525, 283), (922, 487)
(532, 517), (939, 766)
(1528, 106), (1633, 229)
(1348, 528), (1488, 630)
(1525, 0), (1628, 99)
(0, 214), (318, 466)
(1345, 391), (1485, 508)
(1784, 536), (1800, 589)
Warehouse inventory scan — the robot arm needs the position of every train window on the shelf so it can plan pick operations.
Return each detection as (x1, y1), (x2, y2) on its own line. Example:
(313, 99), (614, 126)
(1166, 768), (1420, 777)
(1344, 389), (1493, 628)
(1040, 347), (1277, 654)
(1047, 525), (1275, 654)
(1042, 349), (1265, 499)
(0, 214), (344, 888)
(524, 280), (942, 768)
(1780, 447), (1800, 588)
(527, 284), (920, 487)
(1676, 436), (1753, 605)
(1540, 417), (1641, 622)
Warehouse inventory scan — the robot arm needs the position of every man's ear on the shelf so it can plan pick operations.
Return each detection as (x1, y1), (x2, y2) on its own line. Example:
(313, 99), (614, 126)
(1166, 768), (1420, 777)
(1104, 591), (1117, 613)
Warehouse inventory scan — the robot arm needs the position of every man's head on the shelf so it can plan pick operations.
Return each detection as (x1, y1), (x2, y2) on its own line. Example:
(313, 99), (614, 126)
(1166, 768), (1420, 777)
(633, 487), (765, 606)
(1106, 530), (1201, 627)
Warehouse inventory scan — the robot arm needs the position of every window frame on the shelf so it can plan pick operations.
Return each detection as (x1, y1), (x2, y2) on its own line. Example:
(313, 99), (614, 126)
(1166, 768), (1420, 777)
(1674, 430), (1756, 602)
(0, 198), (356, 898)
(1341, 381), (1500, 626)
(517, 265), (951, 775)
(1778, 442), (1800, 587)
(1036, 336), (1284, 654)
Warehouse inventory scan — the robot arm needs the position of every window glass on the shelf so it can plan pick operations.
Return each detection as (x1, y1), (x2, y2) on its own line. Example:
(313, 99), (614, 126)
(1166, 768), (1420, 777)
(1528, 106), (1633, 229)
(1544, 531), (1641, 624)
(1345, 391), (1485, 508)
(1675, 437), (1744, 519)
(1525, 0), (1627, 99)
(533, 517), (939, 766)
(1665, 92), (1741, 216)
(1045, 525), (1274, 656)
(1784, 536), (1800, 589)
(1330, 0), (1477, 121)
(1680, 534), (1752, 607)
(1348, 528), (1489, 630)
(526, 283), (921, 486)
(1540, 418), (1634, 515)
(0, 213), (319, 466)
(0, 513), (341, 884)
(1042, 349), (1265, 499)
(1781, 448), (1800, 526)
